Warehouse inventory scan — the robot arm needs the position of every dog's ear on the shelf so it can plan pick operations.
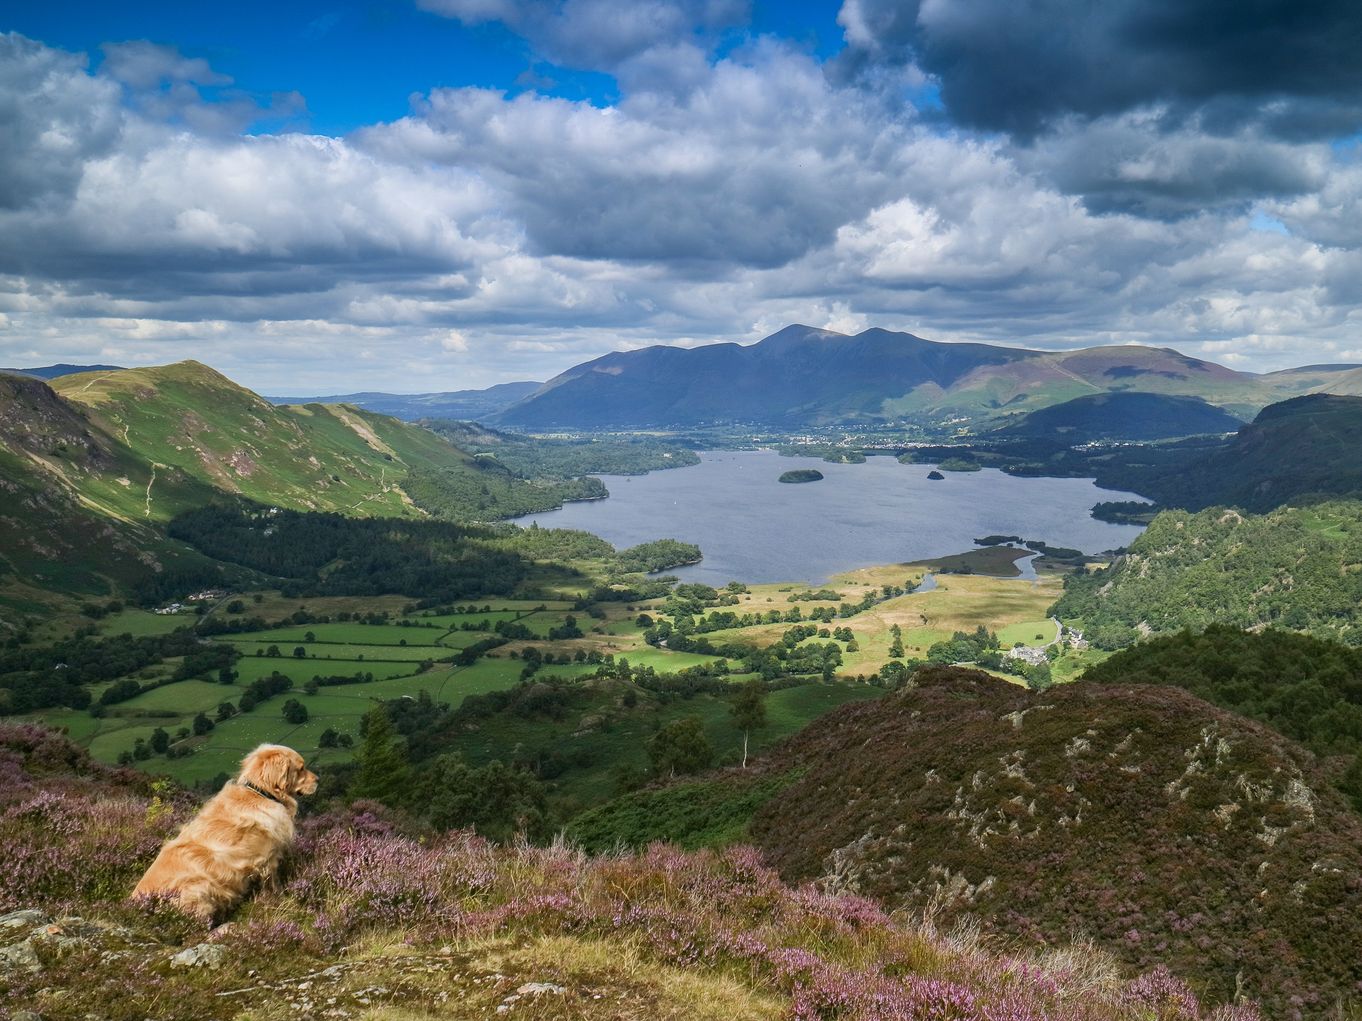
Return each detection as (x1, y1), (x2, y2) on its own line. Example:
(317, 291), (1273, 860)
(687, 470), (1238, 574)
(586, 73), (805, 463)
(241, 745), (293, 796)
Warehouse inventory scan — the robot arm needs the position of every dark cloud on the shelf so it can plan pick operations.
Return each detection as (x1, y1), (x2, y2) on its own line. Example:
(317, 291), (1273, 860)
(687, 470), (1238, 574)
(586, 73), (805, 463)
(838, 0), (1362, 140)
(357, 50), (909, 267)
(1023, 116), (1330, 219)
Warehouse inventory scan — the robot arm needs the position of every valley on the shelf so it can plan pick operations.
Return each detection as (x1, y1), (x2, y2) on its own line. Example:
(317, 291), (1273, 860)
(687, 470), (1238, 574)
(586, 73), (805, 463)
(9, 545), (1072, 814)
(6, 347), (1362, 1018)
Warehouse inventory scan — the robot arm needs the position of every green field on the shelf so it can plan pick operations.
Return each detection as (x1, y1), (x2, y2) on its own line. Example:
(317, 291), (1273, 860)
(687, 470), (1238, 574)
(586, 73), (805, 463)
(413, 610), (529, 628)
(225, 641), (446, 661)
(231, 657), (419, 683)
(13, 562), (1095, 812)
(98, 609), (197, 637)
(997, 619), (1057, 647)
(217, 622), (455, 645)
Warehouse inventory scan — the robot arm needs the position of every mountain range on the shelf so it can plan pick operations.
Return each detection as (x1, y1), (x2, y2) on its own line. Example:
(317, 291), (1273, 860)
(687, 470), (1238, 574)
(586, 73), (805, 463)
(17, 328), (1362, 432)
(0, 363), (125, 379)
(266, 380), (541, 422)
(478, 325), (1360, 428)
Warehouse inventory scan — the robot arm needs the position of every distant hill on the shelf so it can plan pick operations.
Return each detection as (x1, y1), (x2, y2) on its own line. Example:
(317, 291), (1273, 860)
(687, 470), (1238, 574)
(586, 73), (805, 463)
(574, 666), (1362, 1015)
(1136, 393), (1362, 511)
(267, 380), (542, 421)
(995, 391), (1244, 441)
(493, 324), (1340, 428)
(1264, 362), (1362, 394)
(0, 363), (124, 379)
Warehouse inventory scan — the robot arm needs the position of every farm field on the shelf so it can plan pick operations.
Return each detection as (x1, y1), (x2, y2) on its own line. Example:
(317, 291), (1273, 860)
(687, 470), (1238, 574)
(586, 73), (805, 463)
(14, 558), (1093, 809)
(223, 641), (448, 661)
(653, 568), (1066, 679)
(216, 622), (461, 645)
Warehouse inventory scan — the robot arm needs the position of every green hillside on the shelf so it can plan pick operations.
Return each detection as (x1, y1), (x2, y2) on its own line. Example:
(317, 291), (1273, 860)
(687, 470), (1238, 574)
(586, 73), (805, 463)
(0, 373), (228, 612)
(887, 343), (1276, 422)
(1050, 501), (1362, 647)
(53, 362), (465, 519)
(0, 363), (652, 614)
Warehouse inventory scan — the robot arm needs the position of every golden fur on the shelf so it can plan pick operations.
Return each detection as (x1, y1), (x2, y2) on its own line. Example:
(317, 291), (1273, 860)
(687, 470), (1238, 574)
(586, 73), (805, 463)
(132, 744), (317, 922)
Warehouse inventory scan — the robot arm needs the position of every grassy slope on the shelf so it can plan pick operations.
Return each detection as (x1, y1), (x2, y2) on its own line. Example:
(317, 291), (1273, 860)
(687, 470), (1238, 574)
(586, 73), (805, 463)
(53, 362), (458, 519)
(885, 345), (1288, 423)
(0, 373), (228, 618)
(0, 362), (634, 618)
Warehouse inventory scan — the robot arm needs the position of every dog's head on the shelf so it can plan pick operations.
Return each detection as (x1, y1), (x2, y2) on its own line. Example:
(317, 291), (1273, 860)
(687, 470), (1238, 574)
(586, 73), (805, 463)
(238, 744), (318, 798)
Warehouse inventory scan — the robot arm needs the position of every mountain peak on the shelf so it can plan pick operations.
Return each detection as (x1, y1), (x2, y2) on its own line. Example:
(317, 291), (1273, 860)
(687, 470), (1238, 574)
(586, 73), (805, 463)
(756, 323), (847, 346)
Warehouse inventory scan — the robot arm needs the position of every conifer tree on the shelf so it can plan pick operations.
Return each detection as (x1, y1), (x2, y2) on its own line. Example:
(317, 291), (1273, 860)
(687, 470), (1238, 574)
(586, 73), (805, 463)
(351, 705), (411, 807)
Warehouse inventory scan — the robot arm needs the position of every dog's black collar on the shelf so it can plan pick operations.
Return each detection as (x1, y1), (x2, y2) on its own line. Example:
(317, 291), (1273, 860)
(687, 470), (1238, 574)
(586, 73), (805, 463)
(238, 779), (284, 805)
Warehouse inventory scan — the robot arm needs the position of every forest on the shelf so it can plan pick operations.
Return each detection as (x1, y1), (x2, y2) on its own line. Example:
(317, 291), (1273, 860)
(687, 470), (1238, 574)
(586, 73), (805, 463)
(403, 462), (606, 520)
(1051, 501), (1362, 648)
(167, 504), (537, 601)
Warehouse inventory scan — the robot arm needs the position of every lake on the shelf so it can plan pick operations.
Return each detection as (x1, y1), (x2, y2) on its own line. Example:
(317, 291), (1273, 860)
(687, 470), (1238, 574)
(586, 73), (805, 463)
(509, 450), (1149, 587)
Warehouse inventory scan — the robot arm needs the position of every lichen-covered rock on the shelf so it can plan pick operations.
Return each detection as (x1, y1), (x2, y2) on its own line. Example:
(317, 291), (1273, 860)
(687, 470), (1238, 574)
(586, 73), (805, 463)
(0, 910), (49, 931)
(170, 943), (229, 970)
(0, 938), (43, 973)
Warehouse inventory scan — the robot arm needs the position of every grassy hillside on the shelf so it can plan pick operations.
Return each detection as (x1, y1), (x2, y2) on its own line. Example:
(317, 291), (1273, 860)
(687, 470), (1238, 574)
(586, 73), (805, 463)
(0, 373), (232, 613)
(0, 363), (674, 616)
(0, 723), (1265, 1021)
(578, 667), (1362, 1016)
(888, 344), (1275, 423)
(52, 362), (462, 518)
(46, 362), (616, 524)
(1050, 500), (1362, 648)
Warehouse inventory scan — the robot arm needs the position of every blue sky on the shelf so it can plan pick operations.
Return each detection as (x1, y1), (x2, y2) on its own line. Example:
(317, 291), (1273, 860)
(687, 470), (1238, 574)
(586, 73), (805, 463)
(3, 1), (846, 133)
(1, 1), (1361, 391)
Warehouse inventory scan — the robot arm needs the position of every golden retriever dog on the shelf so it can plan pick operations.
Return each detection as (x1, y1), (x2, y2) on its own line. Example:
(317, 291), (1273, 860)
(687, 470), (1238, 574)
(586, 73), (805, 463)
(132, 744), (318, 922)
